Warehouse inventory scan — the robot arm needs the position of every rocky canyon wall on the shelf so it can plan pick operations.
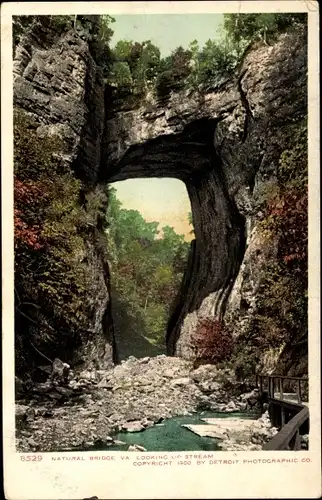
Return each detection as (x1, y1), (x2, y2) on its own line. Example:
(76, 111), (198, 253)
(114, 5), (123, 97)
(13, 17), (115, 372)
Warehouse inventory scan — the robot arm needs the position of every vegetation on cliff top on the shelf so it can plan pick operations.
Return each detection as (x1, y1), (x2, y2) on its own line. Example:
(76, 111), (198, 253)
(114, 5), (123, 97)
(103, 13), (306, 103)
(12, 13), (306, 104)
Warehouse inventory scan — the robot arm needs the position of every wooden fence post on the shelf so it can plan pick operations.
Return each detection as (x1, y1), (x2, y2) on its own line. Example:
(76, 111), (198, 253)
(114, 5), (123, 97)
(293, 430), (301, 450)
(281, 407), (285, 427)
(297, 379), (302, 404)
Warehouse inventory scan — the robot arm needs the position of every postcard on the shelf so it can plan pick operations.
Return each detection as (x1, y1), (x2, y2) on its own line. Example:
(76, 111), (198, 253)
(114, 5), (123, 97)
(1, 1), (320, 498)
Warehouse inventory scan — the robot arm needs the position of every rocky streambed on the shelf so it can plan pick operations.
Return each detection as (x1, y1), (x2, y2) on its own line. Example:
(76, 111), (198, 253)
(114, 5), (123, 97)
(16, 355), (277, 453)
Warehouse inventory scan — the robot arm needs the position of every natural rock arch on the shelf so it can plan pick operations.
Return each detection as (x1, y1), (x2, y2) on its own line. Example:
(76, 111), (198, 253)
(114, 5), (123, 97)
(103, 118), (247, 358)
(96, 25), (307, 359)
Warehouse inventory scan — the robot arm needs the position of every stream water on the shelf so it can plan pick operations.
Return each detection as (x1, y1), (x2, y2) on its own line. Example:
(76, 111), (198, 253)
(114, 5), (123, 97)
(94, 411), (258, 452)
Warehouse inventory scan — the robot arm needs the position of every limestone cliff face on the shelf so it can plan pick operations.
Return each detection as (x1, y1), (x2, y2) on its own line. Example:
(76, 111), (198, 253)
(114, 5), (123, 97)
(13, 17), (114, 370)
(14, 20), (307, 375)
(13, 18), (104, 184)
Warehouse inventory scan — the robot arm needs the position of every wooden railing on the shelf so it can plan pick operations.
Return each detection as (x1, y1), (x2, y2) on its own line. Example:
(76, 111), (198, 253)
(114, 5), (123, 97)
(256, 373), (309, 451)
(262, 406), (309, 450)
(256, 374), (308, 405)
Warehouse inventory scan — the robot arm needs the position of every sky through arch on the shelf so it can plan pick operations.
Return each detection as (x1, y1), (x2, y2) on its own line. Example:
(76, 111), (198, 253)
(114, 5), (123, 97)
(113, 178), (193, 241)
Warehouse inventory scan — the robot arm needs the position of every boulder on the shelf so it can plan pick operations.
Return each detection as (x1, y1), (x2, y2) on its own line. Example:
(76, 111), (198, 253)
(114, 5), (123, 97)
(171, 377), (192, 386)
(78, 370), (97, 383)
(141, 418), (154, 429)
(241, 388), (260, 406)
(122, 421), (145, 433)
(97, 378), (113, 389)
(15, 404), (30, 422)
(223, 401), (237, 412)
(51, 358), (70, 383)
(189, 365), (217, 384)
(138, 357), (150, 364)
(55, 386), (74, 398)
(128, 444), (147, 452)
(198, 381), (221, 394)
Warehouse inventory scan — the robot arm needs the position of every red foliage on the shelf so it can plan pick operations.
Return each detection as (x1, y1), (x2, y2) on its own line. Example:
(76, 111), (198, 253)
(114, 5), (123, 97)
(193, 318), (234, 364)
(14, 177), (48, 250)
(265, 189), (307, 272)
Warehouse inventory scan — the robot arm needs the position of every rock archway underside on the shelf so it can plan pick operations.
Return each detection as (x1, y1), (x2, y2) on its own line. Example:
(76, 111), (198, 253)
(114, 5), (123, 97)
(13, 21), (307, 365)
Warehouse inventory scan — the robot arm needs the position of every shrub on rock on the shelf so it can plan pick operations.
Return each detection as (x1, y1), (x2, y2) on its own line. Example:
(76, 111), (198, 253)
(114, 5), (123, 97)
(192, 318), (234, 365)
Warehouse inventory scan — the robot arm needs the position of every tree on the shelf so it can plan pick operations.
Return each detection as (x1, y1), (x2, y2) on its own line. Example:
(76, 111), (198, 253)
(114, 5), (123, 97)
(105, 191), (190, 351)
(223, 13), (306, 58)
(171, 46), (192, 81)
(99, 15), (115, 44)
(131, 40), (161, 94)
(110, 39), (161, 96)
(109, 61), (133, 92)
(155, 46), (192, 100)
(196, 38), (237, 87)
(113, 40), (133, 61)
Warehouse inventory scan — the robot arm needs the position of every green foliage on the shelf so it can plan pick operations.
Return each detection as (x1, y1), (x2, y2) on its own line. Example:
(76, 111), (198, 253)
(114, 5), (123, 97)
(98, 15), (115, 44)
(113, 40), (133, 61)
(108, 39), (161, 99)
(155, 46), (192, 100)
(105, 13), (306, 105)
(223, 13), (306, 57)
(278, 122), (307, 188)
(14, 112), (66, 181)
(106, 187), (190, 350)
(88, 15), (115, 76)
(232, 346), (258, 383)
(110, 61), (133, 92)
(14, 13), (298, 107)
(224, 14), (273, 55)
(192, 37), (237, 89)
(14, 14), (306, 109)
